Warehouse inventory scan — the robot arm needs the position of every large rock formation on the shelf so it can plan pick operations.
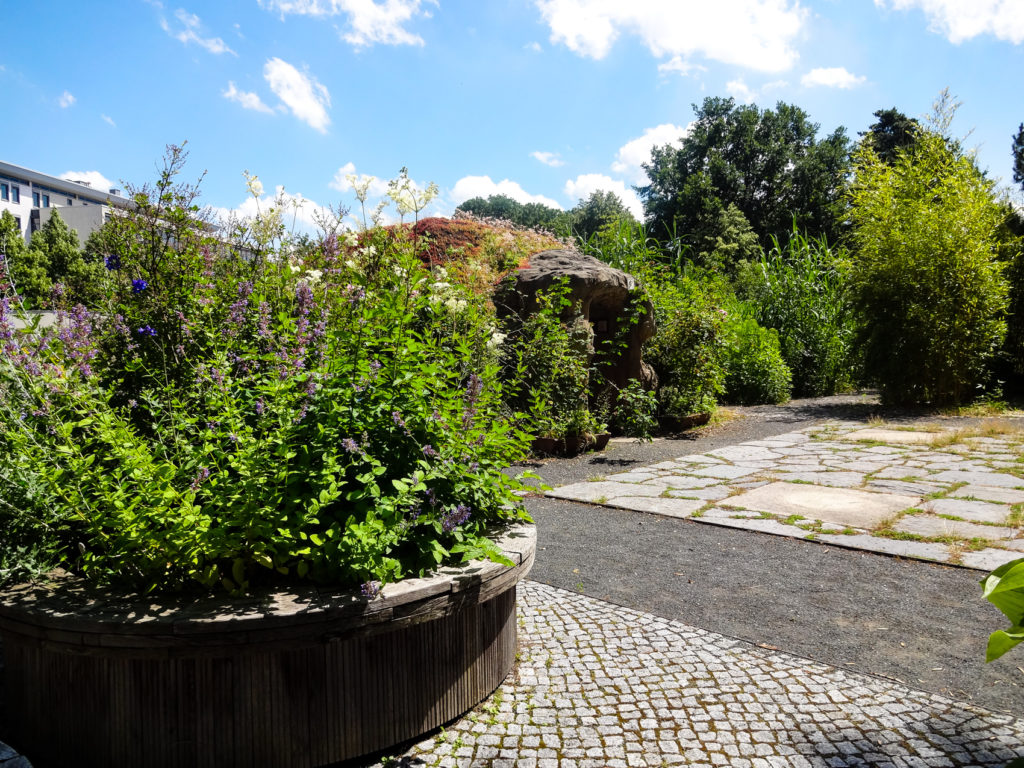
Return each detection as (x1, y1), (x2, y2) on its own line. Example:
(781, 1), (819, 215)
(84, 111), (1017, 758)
(496, 249), (656, 392)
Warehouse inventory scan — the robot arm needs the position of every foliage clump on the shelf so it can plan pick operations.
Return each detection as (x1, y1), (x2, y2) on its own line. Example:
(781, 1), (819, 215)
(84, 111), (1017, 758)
(847, 130), (1009, 406)
(0, 147), (533, 595)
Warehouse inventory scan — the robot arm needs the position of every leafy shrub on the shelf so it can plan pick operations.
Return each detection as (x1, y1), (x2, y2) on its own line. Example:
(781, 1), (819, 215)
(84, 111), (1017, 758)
(643, 272), (725, 417)
(981, 558), (1024, 661)
(0, 147), (532, 595)
(498, 279), (601, 440)
(721, 310), (791, 405)
(848, 131), (1009, 405)
(735, 228), (854, 397)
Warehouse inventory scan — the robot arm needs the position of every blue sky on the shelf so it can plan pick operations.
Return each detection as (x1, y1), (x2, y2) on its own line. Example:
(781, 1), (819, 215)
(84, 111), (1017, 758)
(2, 0), (1023, 231)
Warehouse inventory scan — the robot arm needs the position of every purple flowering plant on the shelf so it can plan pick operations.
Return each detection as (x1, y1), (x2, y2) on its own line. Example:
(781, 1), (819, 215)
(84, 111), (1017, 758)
(0, 146), (534, 594)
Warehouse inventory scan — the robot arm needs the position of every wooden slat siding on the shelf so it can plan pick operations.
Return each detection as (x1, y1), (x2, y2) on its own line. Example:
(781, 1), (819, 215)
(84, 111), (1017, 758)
(0, 525), (532, 767)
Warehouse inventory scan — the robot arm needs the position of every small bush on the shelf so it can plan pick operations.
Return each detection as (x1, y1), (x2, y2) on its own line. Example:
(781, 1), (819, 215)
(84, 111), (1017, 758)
(721, 310), (791, 405)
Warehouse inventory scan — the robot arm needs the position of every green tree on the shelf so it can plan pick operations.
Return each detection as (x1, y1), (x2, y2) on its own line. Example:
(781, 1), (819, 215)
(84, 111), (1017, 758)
(860, 108), (920, 165)
(29, 209), (105, 306)
(691, 203), (761, 273)
(638, 97), (851, 250)
(0, 211), (50, 305)
(455, 194), (566, 231)
(847, 130), (1009, 405)
(1013, 123), (1024, 192)
(568, 190), (635, 242)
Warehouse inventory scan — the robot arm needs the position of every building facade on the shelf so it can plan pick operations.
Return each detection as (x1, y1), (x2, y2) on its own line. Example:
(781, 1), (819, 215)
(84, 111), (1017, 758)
(0, 160), (130, 246)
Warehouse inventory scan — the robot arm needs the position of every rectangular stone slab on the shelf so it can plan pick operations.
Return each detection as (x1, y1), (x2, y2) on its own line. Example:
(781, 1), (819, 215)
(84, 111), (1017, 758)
(894, 515), (1017, 541)
(724, 481), (919, 530)
(841, 428), (946, 445)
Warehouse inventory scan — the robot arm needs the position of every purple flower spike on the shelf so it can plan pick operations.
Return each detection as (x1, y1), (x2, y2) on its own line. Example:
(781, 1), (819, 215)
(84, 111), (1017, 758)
(131, 279), (148, 294)
(360, 580), (381, 600)
(137, 325), (156, 337)
(341, 437), (359, 453)
(422, 444), (439, 458)
(442, 504), (471, 533)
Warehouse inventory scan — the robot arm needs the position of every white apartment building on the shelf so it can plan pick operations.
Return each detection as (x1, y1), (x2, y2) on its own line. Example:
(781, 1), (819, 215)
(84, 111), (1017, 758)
(0, 160), (130, 246)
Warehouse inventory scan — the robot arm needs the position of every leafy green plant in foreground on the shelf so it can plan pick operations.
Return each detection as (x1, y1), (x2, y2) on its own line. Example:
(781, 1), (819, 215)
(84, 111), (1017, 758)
(0, 146), (533, 595)
(981, 558), (1024, 662)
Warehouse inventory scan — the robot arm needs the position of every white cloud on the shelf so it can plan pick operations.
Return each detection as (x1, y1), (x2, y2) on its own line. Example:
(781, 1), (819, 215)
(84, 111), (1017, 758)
(161, 8), (236, 55)
(726, 78), (757, 102)
(223, 81), (275, 113)
(531, 151), (565, 167)
(60, 171), (116, 192)
(101, 114), (116, 127)
(657, 55), (706, 77)
(328, 162), (392, 197)
(875, 0), (1024, 44)
(800, 66), (866, 89)
(451, 175), (563, 209)
(214, 185), (333, 234)
(611, 123), (690, 183)
(563, 174), (643, 218)
(264, 58), (331, 133)
(259, 0), (435, 47)
(535, 0), (806, 72)
(525, 41), (543, 52)
(59, 90), (75, 108)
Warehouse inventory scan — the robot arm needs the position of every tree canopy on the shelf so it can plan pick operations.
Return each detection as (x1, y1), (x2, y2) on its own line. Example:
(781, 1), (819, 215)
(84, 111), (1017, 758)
(638, 97), (851, 251)
(1013, 123), (1024, 193)
(860, 108), (920, 165)
(455, 194), (564, 231)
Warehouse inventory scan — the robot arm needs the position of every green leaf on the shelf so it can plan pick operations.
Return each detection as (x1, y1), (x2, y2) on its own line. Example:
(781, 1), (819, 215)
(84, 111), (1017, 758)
(987, 627), (1024, 662)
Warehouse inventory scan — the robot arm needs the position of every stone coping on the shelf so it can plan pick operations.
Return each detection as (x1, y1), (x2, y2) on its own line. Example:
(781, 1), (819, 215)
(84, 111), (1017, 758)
(0, 522), (535, 654)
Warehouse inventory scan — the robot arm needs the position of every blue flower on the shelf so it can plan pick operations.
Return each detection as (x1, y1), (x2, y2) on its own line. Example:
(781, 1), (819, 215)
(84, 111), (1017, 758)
(131, 279), (148, 294)
(136, 325), (156, 337)
(104, 254), (121, 271)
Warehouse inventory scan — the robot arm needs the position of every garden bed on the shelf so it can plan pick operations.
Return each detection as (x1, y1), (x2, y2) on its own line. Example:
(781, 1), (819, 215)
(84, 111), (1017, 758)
(0, 523), (535, 768)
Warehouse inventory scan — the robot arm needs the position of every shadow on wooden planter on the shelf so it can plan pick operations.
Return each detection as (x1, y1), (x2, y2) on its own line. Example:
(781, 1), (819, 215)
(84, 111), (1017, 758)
(0, 523), (535, 768)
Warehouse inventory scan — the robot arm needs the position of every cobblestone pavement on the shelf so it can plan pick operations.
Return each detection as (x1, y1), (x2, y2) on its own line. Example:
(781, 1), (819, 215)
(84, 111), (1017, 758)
(548, 421), (1024, 572)
(369, 580), (1024, 768)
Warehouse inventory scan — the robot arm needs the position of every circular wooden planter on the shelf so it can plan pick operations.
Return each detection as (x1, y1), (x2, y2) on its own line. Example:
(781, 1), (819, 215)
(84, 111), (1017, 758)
(0, 523), (535, 768)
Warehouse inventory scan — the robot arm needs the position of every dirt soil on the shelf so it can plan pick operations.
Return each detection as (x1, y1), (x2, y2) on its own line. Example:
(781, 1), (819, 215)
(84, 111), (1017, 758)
(520, 393), (1024, 716)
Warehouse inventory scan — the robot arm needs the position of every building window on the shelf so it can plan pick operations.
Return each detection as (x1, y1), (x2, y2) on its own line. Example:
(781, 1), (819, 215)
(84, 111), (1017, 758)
(42, 194), (49, 208)
(11, 186), (19, 203)
(67, 197), (73, 206)
(32, 191), (40, 207)
(0, 183), (7, 201)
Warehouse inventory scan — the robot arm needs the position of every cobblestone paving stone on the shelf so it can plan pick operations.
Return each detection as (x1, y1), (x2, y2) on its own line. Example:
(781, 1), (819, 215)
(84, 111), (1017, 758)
(547, 421), (1024, 571)
(370, 581), (1024, 768)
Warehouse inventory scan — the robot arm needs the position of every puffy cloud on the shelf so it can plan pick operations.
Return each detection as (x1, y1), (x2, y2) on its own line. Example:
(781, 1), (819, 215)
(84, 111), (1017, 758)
(726, 78), (757, 102)
(60, 171), (116, 192)
(657, 56), (707, 77)
(223, 81), (274, 113)
(328, 162), (393, 197)
(611, 123), (690, 183)
(213, 185), (333, 234)
(161, 8), (236, 55)
(451, 175), (563, 209)
(259, 0), (435, 47)
(531, 151), (565, 167)
(59, 90), (75, 108)
(800, 66), (867, 89)
(875, 0), (1024, 44)
(264, 58), (331, 133)
(535, 0), (806, 72)
(563, 174), (643, 218)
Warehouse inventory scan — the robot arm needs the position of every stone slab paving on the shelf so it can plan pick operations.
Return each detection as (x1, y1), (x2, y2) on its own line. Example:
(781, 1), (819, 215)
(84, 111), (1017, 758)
(371, 581), (1024, 768)
(547, 421), (1024, 570)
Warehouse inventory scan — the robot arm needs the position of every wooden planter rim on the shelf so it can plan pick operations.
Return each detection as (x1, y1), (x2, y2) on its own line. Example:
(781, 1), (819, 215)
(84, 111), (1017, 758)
(0, 522), (535, 657)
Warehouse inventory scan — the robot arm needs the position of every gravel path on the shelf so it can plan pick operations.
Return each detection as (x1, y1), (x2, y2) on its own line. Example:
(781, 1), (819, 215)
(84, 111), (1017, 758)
(522, 393), (1024, 715)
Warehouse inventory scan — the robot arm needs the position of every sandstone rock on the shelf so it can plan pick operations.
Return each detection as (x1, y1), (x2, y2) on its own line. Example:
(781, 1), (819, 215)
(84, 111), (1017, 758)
(496, 249), (656, 391)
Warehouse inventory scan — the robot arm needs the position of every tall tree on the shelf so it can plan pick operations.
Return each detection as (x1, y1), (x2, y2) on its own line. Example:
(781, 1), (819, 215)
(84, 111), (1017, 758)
(0, 210), (50, 304)
(638, 97), (850, 250)
(861, 108), (920, 164)
(567, 190), (635, 241)
(455, 195), (566, 231)
(1013, 123), (1024, 192)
